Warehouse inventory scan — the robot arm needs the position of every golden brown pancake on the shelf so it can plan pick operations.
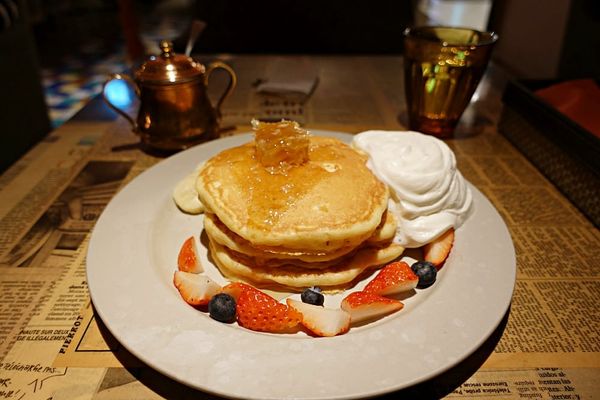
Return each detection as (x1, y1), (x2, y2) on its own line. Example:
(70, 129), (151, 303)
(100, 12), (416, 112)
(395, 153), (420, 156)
(209, 240), (405, 291)
(202, 211), (396, 263)
(196, 122), (403, 292)
(197, 136), (389, 251)
(203, 213), (357, 261)
(365, 209), (396, 245)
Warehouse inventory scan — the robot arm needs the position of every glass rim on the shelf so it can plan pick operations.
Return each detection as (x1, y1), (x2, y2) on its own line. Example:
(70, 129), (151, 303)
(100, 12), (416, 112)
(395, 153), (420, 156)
(403, 26), (499, 47)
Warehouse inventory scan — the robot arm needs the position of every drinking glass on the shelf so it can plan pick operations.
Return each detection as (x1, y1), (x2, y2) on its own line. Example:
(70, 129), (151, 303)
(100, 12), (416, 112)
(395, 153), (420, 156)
(403, 26), (498, 137)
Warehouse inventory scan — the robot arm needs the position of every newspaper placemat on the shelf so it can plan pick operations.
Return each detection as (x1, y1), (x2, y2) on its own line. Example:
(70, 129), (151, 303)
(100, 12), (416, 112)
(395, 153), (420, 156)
(0, 56), (598, 400)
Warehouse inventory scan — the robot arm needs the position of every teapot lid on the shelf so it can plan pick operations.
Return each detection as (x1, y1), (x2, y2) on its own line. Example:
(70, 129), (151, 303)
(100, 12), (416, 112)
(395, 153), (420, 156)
(134, 40), (205, 84)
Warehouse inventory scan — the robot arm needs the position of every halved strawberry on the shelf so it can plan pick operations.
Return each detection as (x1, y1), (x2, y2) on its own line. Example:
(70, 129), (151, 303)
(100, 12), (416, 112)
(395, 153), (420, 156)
(173, 271), (220, 306)
(364, 261), (418, 296)
(236, 286), (301, 333)
(423, 228), (454, 269)
(286, 299), (351, 337)
(221, 281), (253, 301)
(177, 236), (203, 273)
(341, 292), (403, 324)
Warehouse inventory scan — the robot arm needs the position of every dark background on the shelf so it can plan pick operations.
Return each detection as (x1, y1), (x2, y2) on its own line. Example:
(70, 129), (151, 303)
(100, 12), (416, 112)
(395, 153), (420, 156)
(1, 0), (599, 173)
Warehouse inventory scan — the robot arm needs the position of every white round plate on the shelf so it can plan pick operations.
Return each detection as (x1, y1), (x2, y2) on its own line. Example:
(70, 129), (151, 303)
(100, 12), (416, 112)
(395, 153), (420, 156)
(87, 131), (516, 400)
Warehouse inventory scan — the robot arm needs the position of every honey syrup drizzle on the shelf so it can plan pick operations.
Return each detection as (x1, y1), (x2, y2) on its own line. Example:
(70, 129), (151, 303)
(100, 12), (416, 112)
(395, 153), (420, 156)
(253, 119), (309, 174)
(230, 144), (330, 229)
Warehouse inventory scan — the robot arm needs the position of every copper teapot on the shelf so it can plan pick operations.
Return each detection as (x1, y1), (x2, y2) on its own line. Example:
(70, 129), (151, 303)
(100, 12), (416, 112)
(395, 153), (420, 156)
(102, 40), (236, 151)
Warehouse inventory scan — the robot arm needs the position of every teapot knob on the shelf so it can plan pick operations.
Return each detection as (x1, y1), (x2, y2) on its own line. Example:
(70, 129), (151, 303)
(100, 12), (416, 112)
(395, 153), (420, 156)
(159, 40), (174, 57)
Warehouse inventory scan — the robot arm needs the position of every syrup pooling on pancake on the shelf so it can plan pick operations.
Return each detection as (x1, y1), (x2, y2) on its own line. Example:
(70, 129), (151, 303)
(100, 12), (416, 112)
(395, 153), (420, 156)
(197, 129), (389, 251)
(253, 119), (309, 173)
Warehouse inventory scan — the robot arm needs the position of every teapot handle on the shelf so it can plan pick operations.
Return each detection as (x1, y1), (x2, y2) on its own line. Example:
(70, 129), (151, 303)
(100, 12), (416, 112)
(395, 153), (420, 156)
(205, 61), (237, 118)
(102, 73), (140, 132)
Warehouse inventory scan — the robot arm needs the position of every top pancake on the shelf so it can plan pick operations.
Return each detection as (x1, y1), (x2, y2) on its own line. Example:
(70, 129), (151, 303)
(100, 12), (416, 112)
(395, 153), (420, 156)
(197, 136), (389, 250)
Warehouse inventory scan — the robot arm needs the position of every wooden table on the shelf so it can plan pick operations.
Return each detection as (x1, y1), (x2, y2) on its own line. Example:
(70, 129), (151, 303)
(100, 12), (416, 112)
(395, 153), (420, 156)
(0, 55), (598, 399)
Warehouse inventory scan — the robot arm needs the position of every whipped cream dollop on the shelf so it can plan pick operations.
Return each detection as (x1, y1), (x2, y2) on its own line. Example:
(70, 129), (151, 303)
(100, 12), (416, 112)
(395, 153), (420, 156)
(352, 130), (473, 248)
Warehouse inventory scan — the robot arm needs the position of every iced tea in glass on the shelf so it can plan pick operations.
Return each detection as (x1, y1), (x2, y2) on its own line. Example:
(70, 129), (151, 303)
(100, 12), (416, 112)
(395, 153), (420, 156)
(403, 26), (498, 137)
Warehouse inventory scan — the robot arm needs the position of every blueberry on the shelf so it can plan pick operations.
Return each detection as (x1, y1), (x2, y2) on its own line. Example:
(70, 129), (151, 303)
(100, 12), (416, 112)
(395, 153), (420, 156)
(411, 261), (437, 288)
(208, 293), (236, 323)
(301, 286), (324, 306)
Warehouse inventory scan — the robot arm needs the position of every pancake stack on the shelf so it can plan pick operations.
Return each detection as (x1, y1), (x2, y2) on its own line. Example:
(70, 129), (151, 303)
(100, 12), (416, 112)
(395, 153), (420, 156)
(196, 121), (404, 292)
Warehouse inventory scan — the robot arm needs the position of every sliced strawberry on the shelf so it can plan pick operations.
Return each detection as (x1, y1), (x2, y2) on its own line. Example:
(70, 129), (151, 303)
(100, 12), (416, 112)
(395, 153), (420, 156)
(286, 299), (351, 337)
(221, 281), (254, 301)
(423, 228), (455, 269)
(364, 261), (418, 296)
(236, 286), (301, 333)
(173, 271), (220, 306)
(341, 292), (403, 324)
(177, 236), (203, 273)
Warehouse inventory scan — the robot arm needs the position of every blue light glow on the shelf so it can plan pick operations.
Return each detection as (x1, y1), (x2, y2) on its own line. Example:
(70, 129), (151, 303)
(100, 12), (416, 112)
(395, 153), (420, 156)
(104, 79), (133, 108)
